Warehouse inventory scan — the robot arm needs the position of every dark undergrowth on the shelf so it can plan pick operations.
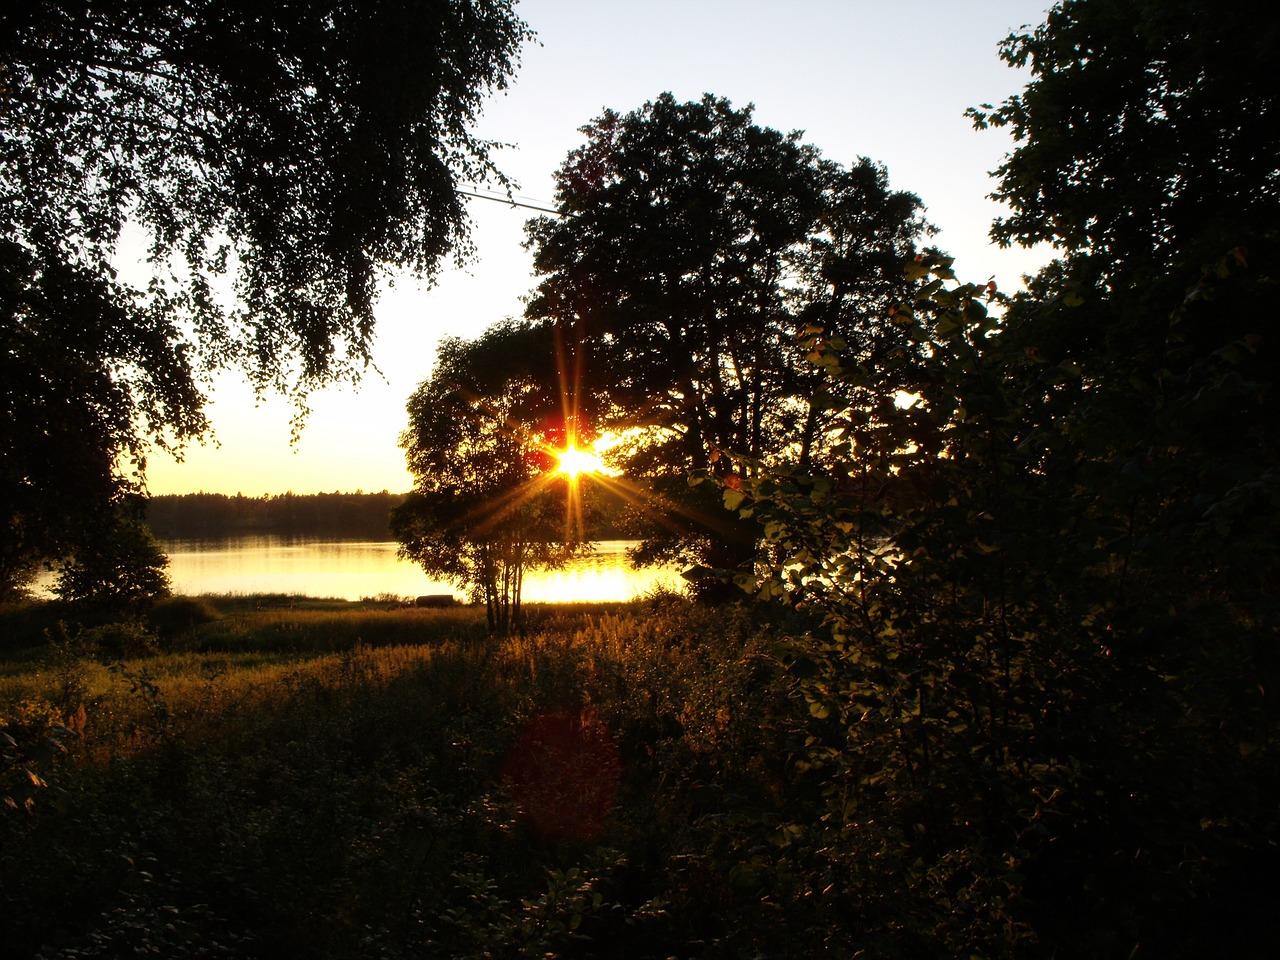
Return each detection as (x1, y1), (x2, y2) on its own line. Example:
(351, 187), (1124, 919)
(2, 593), (1275, 958)
(1, 595), (816, 958)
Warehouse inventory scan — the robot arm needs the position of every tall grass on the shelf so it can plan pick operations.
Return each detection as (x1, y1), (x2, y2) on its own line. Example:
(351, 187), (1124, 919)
(1, 596), (806, 959)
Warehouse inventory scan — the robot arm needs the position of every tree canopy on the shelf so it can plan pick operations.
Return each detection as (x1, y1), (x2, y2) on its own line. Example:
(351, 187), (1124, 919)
(524, 93), (931, 571)
(0, 0), (531, 595)
(706, 1), (1280, 952)
(969, 0), (1279, 293)
(966, 0), (1280, 597)
(53, 500), (171, 615)
(392, 322), (583, 633)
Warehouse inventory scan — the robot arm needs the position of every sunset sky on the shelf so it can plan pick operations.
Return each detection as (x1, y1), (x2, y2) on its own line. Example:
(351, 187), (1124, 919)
(143, 0), (1054, 497)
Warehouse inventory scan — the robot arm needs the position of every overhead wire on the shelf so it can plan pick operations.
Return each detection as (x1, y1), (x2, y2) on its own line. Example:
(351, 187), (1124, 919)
(456, 185), (561, 216)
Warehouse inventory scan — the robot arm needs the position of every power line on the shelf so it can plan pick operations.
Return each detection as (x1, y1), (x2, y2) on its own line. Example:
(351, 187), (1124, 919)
(456, 187), (561, 216)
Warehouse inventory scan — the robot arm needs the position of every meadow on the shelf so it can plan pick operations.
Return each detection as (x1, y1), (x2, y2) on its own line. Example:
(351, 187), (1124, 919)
(1, 594), (813, 959)
(4, 589), (1274, 959)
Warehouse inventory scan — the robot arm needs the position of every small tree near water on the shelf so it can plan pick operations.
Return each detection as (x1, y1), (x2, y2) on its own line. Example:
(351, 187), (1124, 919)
(393, 323), (581, 633)
(54, 505), (170, 615)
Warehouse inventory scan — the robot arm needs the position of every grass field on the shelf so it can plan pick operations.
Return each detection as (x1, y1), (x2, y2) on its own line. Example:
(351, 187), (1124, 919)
(1, 594), (811, 958)
(6, 592), (1273, 958)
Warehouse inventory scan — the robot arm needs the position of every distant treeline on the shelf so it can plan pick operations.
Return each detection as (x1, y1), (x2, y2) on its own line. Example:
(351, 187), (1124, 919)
(146, 492), (408, 542)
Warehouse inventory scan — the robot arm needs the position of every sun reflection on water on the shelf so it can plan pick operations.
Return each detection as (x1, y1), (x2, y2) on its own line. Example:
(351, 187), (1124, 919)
(521, 541), (681, 603)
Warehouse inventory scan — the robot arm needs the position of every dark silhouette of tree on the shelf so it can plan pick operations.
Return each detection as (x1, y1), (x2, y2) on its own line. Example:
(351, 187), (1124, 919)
(968, 0), (1279, 359)
(968, 0), (1280, 611)
(392, 322), (582, 633)
(708, 3), (1280, 953)
(524, 94), (930, 576)
(0, 0), (532, 597)
(973, 0), (1277, 271)
(54, 501), (170, 614)
(954, 9), (1280, 950)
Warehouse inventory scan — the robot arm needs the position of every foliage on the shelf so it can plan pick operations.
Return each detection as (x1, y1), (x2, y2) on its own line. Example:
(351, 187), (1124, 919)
(1, 563), (1274, 956)
(0, 239), (195, 598)
(0, 599), (809, 959)
(5, 2), (1277, 954)
(969, 0), (1278, 274)
(145, 597), (222, 643)
(0, 0), (532, 597)
(663, 10), (1273, 948)
(0, 550), (41, 605)
(1, 697), (74, 818)
(714, 244), (1279, 954)
(53, 505), (171, 616)
(393, 322), (584, 633)
(525, 93), (932, 573)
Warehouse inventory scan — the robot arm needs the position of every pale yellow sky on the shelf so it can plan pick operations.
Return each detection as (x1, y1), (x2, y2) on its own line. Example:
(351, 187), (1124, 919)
(143, 0), (1054, 496)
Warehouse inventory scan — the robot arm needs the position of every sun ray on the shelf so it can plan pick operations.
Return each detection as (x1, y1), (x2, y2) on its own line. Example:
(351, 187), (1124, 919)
(424, 318), (751, 564)
(586, 472), (755, 544)
(554, 446), (604, 478)
(443, 472), (559, 539)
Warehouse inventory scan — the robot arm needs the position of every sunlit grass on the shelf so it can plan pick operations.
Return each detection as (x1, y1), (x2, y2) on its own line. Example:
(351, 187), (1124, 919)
(0, 593), (802, 957)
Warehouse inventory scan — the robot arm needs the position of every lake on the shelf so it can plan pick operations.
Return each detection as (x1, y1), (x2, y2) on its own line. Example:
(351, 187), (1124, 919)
(137, 537), (681, 603)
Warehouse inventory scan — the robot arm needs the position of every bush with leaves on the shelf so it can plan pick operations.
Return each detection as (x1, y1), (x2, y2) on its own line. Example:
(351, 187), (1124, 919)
(711, 254), (1279, 956)
(54, 508), (170, 617)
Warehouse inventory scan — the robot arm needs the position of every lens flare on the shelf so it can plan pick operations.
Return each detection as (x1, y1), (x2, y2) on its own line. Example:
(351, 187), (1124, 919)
(554, 445), (604, 478)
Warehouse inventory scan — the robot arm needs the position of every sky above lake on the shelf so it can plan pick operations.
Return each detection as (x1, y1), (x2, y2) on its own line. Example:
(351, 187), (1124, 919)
(144, 0), (1055, 497)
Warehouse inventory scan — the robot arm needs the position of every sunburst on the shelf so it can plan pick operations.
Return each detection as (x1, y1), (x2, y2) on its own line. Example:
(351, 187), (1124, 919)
(441, 323), (746, 557)
(553, 445), (605, 479)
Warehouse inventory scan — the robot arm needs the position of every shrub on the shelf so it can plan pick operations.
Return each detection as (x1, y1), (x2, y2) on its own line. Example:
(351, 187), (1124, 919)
(79, 620), (159, 659)
(54, 515), (170, 616)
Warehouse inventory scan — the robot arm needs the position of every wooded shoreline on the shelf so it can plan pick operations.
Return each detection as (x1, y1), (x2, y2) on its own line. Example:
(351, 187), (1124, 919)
(144, 492), (408, 542)
(144, 492), (637, 544)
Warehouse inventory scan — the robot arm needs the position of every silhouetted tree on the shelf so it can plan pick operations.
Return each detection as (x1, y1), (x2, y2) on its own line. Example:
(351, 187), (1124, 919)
(0, 0), (532, 596)
(706, 3), (1280, 953)
(967, 0), (1280, 615)
(392, 322), (582, 632)
(54, 502), (170, 614)
(976, 0), (1277, 264)
(969, 0), (1279, 357)
(525, 94), (930, 576)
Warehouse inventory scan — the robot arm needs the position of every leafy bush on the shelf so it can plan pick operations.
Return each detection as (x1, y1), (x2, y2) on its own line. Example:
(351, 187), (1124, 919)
(54, 515), (170, 615)
(1, 698), (74, 817)
(712, 258), (1280, 956)
(78, 621), (159, 660)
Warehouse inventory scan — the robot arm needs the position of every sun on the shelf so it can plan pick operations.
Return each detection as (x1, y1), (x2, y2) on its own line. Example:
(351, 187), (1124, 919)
(554, 445), (604, 479)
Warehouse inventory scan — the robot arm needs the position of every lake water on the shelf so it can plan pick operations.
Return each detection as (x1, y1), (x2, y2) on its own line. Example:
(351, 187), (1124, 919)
(145, 537), (681, 603)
